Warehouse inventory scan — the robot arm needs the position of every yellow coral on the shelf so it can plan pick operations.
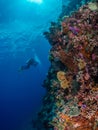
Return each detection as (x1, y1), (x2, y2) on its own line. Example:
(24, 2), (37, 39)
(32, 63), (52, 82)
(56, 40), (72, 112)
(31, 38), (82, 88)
(60, 79), (69, 89)
(88, 2), (98, 11)
(57, 71), (66, 81)
(60, 113), (71, 122)
(78, 59), (86, 70)
(57, 71), (70, 89)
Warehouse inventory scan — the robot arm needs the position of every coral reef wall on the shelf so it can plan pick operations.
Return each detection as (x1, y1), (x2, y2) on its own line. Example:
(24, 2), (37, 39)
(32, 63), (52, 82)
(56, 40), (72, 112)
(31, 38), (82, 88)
(35, 1), (98, 130)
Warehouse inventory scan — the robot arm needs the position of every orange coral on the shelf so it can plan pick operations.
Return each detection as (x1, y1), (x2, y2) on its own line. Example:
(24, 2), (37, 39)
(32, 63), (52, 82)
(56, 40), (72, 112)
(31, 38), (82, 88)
(57, 71), (70, 89)
(57, 111), (98, 130)
(60, 79), (70, 89)
(80, 48), (90, 59)
(71, 115), (94, 130)
(60, 113), (71, 122)
(57, 71), (66, 81)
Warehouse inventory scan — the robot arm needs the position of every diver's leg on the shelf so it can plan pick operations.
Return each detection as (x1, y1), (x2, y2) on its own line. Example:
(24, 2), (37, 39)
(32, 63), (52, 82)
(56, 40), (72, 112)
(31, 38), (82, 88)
(19, 64), (30, 71)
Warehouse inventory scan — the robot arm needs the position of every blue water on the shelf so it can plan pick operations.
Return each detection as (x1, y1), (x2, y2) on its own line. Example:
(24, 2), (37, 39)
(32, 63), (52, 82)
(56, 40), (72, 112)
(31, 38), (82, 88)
(0, 0), (62, 130)
(0, 0), (90, 129)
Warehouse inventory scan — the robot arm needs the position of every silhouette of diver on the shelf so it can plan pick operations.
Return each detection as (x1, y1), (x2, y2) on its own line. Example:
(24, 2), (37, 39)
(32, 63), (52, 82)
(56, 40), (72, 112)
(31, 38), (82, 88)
(18, 58), (38, 71)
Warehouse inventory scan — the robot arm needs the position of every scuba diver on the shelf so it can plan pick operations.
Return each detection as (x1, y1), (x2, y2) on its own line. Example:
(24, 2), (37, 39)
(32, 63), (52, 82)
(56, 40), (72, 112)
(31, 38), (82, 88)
(18, 57), (39, 72)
